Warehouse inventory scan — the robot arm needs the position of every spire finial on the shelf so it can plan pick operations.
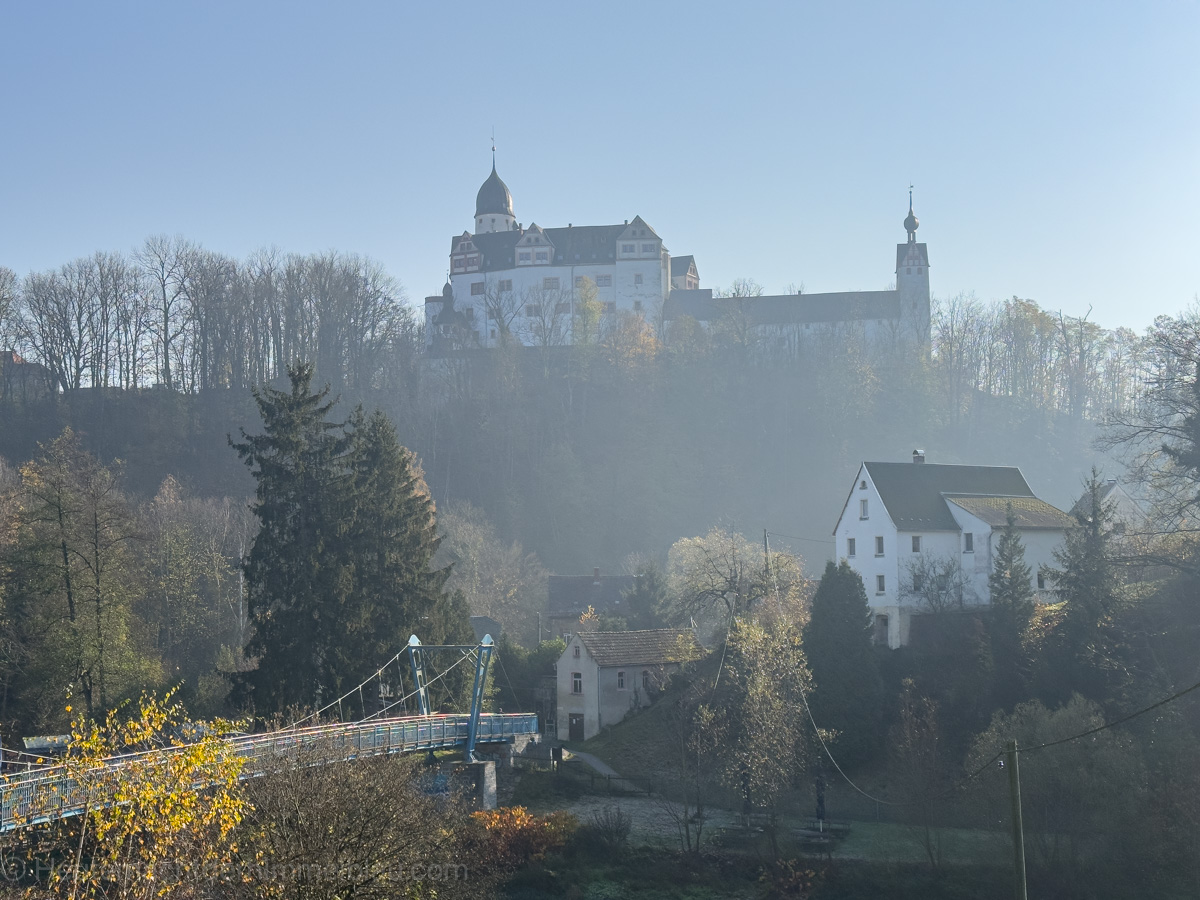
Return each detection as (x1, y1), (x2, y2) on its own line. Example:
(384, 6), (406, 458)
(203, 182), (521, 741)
(909, 183), (914, 212)
(491, 127), (496, 169)
(904, 185), (919, 241)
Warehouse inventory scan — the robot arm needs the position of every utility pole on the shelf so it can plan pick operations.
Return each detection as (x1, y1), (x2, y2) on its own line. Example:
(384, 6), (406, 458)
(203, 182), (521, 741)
(1006, 739), (1028, 900)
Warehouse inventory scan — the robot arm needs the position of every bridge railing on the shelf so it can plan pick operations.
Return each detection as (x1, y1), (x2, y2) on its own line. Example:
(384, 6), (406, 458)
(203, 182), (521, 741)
(0, 712), (537, 832)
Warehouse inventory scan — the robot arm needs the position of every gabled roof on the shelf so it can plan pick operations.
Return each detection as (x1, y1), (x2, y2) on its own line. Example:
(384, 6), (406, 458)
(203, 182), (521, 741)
(664, 290), (901, 326)
(863, 462), (1035, 531)
(576, 629), (703, 667)
(670, 255), (697, 277)
(548, 574), (637, 616)
(946, 495), (1074, 530)
(896, 242), (929, 270)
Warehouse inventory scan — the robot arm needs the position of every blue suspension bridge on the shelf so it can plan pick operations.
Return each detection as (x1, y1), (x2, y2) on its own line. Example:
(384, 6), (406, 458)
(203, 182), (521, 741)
(0, 634), (538, 832)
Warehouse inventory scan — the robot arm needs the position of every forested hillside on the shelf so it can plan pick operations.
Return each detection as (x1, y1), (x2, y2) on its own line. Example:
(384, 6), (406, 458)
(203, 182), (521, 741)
(0, 248), (1142, 577)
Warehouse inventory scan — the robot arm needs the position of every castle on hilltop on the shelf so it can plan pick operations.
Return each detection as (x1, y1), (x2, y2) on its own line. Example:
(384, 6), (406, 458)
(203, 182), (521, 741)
(424, 161), (930, 354)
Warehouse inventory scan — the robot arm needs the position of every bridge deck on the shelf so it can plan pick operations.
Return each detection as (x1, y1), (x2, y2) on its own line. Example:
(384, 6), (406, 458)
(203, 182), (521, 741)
(0, 712), (538, 831)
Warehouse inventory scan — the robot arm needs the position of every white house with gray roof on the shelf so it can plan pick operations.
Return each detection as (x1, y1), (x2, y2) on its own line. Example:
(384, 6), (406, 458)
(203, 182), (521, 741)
(833, 452), (1074, 649)
(556, 629), (703, 741)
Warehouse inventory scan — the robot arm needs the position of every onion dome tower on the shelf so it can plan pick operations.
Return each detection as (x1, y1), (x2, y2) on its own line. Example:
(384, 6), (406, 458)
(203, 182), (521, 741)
(904, 189), (919, 243)
(475, 148), (515, 233)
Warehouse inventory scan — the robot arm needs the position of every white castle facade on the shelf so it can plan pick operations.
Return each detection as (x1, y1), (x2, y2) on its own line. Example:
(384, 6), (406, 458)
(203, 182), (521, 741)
(424, 162), (930, 354)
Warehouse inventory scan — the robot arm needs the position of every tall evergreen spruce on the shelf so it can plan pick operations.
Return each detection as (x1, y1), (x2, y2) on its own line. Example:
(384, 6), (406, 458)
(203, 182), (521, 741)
(340, 408), (472, 705)
(802, 560), (883, 765)
(987, 507), (1035, 709)
(233, 363), (469, 714)
(1042, 470), (1131, 709)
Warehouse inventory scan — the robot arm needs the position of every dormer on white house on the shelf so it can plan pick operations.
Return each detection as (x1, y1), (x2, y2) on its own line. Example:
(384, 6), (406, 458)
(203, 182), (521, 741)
(833, 452), (1074, 649)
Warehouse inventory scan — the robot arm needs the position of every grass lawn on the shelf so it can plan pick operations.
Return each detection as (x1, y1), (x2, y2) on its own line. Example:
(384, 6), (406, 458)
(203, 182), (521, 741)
(835, 821), (1009, 864)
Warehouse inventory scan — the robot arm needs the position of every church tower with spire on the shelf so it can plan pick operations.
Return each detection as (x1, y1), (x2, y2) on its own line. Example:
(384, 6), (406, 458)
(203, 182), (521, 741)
(895, 190), (931, 345)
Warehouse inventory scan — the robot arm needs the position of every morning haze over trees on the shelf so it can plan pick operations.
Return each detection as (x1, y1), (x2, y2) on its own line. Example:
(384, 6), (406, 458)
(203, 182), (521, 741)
(3, 233), (1200, 897)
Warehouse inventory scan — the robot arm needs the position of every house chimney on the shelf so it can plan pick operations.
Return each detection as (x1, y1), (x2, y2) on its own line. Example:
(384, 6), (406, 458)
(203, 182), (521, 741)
(913, 449), (926, 464)
(593, 567), (600, 582)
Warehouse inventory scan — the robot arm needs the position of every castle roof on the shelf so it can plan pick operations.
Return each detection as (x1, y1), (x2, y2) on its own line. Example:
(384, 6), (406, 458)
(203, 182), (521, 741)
(475, 165), (513, 218)
(670, 255), (697, 277)
(664, 289), (901, 326)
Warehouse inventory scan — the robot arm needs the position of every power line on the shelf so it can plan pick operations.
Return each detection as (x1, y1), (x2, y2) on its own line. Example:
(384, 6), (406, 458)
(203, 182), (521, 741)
(1021, 675), (1200, 755)
(766, 530), (835, 546)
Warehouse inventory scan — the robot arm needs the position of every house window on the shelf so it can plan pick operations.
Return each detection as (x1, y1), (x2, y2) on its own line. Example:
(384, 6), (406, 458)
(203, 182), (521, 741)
(543, 277), (560, 291)
(642, 670), (651, 691)
(634, 273), (643, 285)
(573, 645), (580, 659)
(912, 535), (921, 553)
(633, 300), (642, 311)
(572, 672), (582, 694)
(964, 533), (974, 553)
(860, 499), (869, 519)
(596, 274), (612, 287)
(1037, 572), (1046, 590)
(847, 537), (856, 557)
(641, 243), (656, 253)
(470, 282), (484, 296)
(622, 243), (635, 253)
(499, 279), (512, 292)
(876, 574), (886, 594)
(617, 671), (626, 690)
(535, 251), (549, 262)
(875, 536), (884, 556)
(525, 304), (541, 317)
(555, 302), (570, 315)
(518, 251), (531, 262)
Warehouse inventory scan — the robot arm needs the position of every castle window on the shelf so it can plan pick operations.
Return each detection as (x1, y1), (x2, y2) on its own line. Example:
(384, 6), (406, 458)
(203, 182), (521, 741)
(860, 499), (869, 519)
(519, 252), (531, 262)
(875, 536), (884, 556)
(605, 302), (616, 314)
(535, 251), (549, 262)
(499, 279), (512, 292)
(596, 274), (612, 287)
(453, 258), (464, 270)
(555, 302), (570, 315)
(912, 535), (921, 552)
(464, 307), (475, 321)
(525, 304), (541, 317)
(964, 533), (974, 553)
(622, 243), (635, 253)
(572, 672), (582, 694)
(470, 282), (484, 296)
(633, 300), (643, 311)
(847, 538), (856, 557)
(918, 267), (923, 274)
(1037, 572), (1046, 590)
(641, 243), (656, 253)
(617, 671), (626, 690)
(575, 276), (585, 287)
(543, 277), (560, 291)
(860, 480), (867, 489)
(876, 575), (886, 595)
(634, 273), (643, 285)
(573, 645), (580, 659)
(906, 268), (912, 274)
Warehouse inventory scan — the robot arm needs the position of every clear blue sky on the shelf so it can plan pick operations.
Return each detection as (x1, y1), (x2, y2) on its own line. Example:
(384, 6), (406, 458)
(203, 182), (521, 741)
(2, 1), (1196, 332)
